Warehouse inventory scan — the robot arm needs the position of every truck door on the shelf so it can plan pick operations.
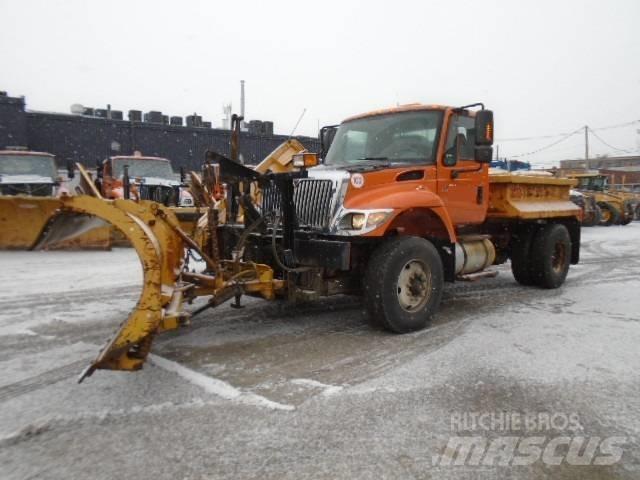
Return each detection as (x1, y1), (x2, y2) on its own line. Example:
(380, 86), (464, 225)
(437, 112), (488, 225)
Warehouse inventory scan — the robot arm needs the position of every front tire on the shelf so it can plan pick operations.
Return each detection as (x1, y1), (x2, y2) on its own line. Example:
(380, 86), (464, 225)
(364, 236), (444, 333)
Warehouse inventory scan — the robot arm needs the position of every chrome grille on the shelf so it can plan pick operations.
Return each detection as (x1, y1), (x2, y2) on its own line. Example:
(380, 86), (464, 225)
(138, 184), (176, 205)
(261, 178), (335, 230)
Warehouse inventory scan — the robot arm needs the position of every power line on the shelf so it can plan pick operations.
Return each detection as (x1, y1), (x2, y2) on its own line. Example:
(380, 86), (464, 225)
(509, 127), (584, 158)
(591, 119), (640, 131)
(497, 118), (640, 142)
(497, 132), (572, 142)
(588, 127), (637, 154)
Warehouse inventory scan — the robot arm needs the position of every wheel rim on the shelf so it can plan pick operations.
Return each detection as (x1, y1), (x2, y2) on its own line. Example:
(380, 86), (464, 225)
(551, 241), (567, 274)
(601, 208), (611, 222)
(396, 259), (432, 312)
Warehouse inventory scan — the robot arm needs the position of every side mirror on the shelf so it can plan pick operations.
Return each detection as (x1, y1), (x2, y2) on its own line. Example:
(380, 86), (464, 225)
(96, 160), (104, 179)
(123, 165), (130, 200)
(474, 110), (494, 146)
(66, 161), (75, 179)
(474, 145), (493, 163)
(320, 125), (338, 160)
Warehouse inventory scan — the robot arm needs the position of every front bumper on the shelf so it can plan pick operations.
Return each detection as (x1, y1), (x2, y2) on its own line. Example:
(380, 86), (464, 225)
(294, 238), (351, 271)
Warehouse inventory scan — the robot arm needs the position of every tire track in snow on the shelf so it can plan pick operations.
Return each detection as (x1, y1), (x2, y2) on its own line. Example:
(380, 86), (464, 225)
(0, 359), (90, 403)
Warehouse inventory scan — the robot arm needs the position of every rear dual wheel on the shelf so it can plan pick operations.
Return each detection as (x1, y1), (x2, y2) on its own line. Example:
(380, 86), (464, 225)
(511, 223), (571, 289)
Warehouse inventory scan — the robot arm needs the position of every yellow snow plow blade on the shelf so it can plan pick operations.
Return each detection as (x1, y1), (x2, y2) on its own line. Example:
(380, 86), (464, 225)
(0, 193), (283, 381)
(0, 195), (186, 380)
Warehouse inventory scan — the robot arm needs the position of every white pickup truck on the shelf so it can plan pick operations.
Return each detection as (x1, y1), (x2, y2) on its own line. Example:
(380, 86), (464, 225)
(0, 149), (67, 197)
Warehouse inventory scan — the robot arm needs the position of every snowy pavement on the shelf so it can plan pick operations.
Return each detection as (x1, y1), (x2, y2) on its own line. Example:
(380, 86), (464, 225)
(0, 225), (639, 479)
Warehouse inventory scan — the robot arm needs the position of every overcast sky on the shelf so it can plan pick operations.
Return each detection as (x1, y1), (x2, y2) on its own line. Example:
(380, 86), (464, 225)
(1, 0), (639, 165)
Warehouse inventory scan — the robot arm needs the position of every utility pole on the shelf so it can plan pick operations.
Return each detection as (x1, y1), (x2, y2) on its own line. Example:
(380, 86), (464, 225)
(584, 125), (589, 161)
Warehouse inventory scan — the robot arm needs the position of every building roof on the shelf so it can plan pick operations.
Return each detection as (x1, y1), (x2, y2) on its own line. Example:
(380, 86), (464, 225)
(600, 166), (640, 172)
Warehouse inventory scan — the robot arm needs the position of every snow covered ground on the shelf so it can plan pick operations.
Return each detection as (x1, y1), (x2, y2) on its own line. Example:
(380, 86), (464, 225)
(0, 225), (639, 479)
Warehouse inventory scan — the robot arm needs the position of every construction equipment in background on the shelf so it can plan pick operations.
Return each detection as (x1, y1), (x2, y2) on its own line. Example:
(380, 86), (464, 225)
(569, 190), (601, 227)
(0, 103), (582, 382)
(566, 172), (634, 226)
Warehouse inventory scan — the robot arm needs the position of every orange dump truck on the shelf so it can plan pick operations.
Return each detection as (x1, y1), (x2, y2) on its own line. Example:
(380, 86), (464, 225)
(228, 103), (581, 333)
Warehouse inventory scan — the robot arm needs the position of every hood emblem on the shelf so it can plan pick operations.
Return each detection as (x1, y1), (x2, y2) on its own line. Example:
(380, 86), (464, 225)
(350, 173), (365, 189)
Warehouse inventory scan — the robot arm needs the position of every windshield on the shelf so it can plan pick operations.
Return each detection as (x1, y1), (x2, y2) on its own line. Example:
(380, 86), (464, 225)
(113, 158), (175, 179)
(578, 176), (607, 190)
(325, 110), (443, 166)
(0, 154), (57, 178)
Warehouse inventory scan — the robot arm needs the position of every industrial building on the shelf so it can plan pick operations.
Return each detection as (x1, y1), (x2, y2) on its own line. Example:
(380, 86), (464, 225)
(0, 91), (320, 170)
(559, 155), (640, 170)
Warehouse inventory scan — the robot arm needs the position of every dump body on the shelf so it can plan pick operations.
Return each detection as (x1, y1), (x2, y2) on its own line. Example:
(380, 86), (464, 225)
(487, 173), (580, 219)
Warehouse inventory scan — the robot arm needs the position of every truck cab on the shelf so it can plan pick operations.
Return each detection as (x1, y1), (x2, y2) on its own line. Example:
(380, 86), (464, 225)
(97, 152), (193, 207)
(316, 104), (492, 232)
(0, 149), (63, 197)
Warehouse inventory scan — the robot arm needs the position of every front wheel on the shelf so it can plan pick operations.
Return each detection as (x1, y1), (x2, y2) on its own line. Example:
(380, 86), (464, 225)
(364, 236), (444, 333)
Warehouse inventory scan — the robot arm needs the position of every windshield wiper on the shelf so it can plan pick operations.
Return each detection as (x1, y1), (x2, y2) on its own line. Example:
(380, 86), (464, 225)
(355, 156), (389, 161)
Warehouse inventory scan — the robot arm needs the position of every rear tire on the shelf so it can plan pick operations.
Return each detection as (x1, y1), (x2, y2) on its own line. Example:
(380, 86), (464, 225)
(510, 225), (538, 286)
(530, 224), (571, 289)
(364, 236), (443, 333)
(598, 202), (620, 226)
(620, 202), (634, 225)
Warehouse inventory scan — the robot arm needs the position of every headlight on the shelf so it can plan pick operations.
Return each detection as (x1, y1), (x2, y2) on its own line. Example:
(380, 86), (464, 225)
(335, 209), (393, 233)
(366, 211), (391, 228)
(338, 213), (365, 230)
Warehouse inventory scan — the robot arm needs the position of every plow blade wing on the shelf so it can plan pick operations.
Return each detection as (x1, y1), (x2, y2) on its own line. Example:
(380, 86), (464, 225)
(0, 195), (110, 250)
(0, 195), (186, 380)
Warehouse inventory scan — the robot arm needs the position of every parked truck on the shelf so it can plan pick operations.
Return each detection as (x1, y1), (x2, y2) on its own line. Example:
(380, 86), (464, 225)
(96, 151), (193, 207)
(0, 103), (582, 379)
(0, 149), (65, 197)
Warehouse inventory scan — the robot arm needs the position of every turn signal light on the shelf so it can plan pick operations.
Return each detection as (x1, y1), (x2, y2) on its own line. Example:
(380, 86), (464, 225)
(292, 152), (319, 168)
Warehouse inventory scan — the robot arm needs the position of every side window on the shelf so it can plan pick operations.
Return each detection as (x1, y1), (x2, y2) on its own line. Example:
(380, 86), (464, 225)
(444, 115), (475, 166)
